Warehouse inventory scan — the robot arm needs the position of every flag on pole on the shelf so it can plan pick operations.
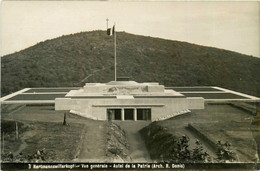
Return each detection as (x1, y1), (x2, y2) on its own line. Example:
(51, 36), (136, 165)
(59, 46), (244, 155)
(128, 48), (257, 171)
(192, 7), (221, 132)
(107, 25), (115, 36)
(106, 22), (117, 81)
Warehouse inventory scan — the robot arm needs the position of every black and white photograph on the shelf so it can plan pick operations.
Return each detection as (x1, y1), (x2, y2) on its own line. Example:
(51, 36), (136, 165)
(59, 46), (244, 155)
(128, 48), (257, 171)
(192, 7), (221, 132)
(0, 1), (260, 170)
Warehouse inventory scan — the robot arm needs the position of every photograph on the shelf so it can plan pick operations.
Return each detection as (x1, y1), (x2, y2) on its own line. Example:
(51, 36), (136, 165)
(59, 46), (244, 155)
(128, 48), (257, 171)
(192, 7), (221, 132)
(1, 1), (260, 170)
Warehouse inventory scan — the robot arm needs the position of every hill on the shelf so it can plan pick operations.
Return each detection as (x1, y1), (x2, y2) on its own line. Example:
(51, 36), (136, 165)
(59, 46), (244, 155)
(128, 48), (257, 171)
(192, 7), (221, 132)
(1, 30), (260, 97)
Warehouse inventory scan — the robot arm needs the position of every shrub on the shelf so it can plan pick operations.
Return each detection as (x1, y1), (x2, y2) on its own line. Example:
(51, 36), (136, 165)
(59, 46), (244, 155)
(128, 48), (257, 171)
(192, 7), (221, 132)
(140, 123), (212, 163)
(215, 141), (236, 162)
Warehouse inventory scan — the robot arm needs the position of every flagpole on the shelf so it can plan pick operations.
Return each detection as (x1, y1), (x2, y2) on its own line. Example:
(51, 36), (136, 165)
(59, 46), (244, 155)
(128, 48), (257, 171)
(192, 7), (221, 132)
(114, 23), (117, 81)
(106, 18), (109, 29)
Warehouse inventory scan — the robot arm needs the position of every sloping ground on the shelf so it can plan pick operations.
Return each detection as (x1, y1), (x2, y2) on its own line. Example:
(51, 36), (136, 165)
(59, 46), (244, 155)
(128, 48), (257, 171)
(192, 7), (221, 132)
(77, 121), (132, 163)
(2, 31), (260, 98)
(1, 105), (106, 162)
(1, 120), (26, 158)
(231, 102), (259, 116)
(252, 110), (260, 159)
(2, 105), (136, 163)
(1, 104), (26, 114)
(1, 103), (259, 163)
(140, 122), (178, 162)
(1, 104), (89, 124)
(115, 121), (152, 162)
(188, 122), (258, 162)
(140, 103), (258, 163)
(140, 122), (211, 163)
(77, 121), (107, 162)
(1, 120), (85, 162)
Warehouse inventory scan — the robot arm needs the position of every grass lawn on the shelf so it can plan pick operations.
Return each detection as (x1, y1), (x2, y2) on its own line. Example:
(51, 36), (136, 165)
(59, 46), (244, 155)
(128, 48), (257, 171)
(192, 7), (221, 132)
(1, 120), (25, 155)
(169, 87), (223, 92)
(190, 122), (258, 162)
(6, 94), (66, 101)
(24, 88), (80, 93)
(1, 103), (259, 164)
(155, 104), (257, 162)
(1, 120), (85, 162)
(182, 93), (249, 99)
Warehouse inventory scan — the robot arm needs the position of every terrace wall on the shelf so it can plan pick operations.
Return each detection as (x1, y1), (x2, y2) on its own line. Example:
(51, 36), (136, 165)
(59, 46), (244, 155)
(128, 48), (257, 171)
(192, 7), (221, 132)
(187, 97), (205, 109)
(55, 97), (196, 121)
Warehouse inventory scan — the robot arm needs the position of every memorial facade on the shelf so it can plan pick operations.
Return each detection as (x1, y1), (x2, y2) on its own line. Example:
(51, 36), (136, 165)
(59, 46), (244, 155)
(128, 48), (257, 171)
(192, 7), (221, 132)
(55, 81), (204, 121)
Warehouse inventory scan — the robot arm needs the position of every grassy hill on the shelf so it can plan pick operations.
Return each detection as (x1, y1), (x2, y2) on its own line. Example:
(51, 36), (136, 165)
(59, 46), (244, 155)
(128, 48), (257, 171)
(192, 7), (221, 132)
(1, 30), (260, 97)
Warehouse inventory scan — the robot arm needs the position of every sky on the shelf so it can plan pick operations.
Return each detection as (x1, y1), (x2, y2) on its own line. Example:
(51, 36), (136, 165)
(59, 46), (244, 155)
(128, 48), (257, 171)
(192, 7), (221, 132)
(1, 1), (259, 57)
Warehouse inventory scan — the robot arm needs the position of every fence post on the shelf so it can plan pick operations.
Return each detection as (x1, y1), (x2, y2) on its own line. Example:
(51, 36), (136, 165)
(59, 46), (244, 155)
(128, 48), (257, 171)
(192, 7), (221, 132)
(16, 122), (19, 140)
(3, 132), (5, 154)
(63, 112), (67, 125)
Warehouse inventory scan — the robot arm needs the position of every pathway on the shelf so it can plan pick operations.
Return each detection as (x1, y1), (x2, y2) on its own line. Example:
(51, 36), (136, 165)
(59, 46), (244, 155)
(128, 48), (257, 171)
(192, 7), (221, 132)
(77, 121), (107, 162)
(116, 121), (152, 162)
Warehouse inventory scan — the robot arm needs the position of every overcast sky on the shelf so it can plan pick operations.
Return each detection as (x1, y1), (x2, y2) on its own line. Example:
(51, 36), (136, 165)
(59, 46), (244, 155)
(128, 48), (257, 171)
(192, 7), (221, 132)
(1, 1), (259, 57)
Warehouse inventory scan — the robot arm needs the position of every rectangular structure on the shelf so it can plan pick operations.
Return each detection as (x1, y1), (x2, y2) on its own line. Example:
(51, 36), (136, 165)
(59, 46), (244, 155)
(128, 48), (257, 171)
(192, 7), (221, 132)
(55, 81), (204, 121)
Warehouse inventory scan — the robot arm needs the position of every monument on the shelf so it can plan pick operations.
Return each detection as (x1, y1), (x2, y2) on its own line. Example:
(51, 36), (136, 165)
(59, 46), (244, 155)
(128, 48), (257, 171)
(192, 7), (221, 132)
(55, 80), (204, 121)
